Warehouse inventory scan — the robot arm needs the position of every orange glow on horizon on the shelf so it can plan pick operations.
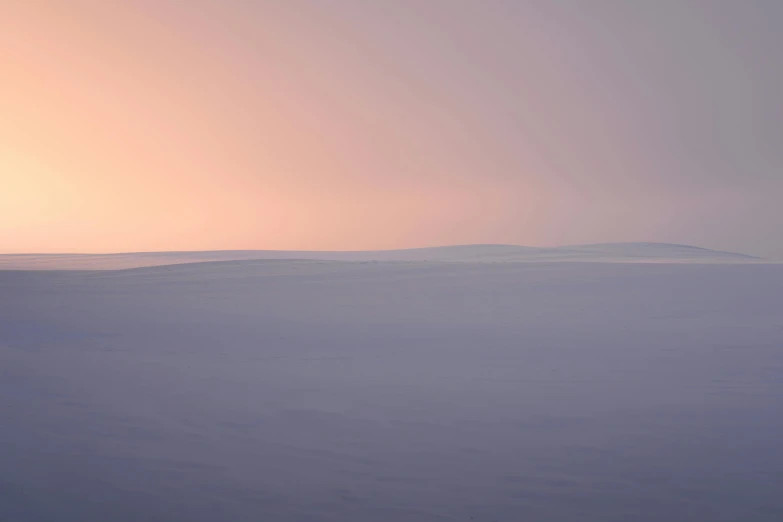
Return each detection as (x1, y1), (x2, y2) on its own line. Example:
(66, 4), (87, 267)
(2, 1), (551, 253)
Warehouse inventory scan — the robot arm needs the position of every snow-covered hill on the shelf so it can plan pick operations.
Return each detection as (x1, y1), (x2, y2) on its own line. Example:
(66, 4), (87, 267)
(0, 242), (764, 270)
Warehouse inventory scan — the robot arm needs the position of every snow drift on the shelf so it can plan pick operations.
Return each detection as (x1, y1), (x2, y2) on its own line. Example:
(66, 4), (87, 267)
(2, 256), (782, 521)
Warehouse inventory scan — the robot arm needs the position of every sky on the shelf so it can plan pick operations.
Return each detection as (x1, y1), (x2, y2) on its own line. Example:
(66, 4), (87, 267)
(2, 0), (782, 258)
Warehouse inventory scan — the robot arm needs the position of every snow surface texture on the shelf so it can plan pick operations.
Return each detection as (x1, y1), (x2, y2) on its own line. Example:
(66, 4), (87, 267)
(2, 247), (782, 521)
(0, 242), (763, 270)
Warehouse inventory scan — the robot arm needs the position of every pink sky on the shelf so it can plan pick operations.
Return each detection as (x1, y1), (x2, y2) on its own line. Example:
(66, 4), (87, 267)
(2, 1), (781, 257)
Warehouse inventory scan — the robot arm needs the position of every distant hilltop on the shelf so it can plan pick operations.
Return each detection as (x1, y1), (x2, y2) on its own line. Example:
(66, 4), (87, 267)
(0, 243), (766, 271)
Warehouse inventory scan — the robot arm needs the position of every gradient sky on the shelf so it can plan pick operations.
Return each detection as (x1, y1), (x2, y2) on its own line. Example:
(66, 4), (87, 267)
(3, 0), (782, 258)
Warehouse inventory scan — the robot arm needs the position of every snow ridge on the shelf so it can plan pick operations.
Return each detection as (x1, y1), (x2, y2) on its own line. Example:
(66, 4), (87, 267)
(0, 242), (764, 271)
